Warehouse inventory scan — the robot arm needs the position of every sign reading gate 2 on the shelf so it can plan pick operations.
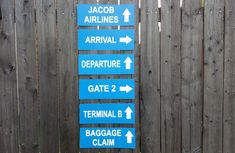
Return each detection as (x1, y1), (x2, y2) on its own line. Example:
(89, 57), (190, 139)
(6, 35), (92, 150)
(79, 54), (134, 75)
(79, 79), (135, 99)
(80, 103), (135, 124)
(78, 29), (134, 50)
(80, 128), (135, 148)
(77, 4), (135, 26)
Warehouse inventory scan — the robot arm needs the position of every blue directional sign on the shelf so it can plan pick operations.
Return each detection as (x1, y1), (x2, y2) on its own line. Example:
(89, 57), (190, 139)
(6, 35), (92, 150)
(79, 103), (135, 124)
(79, 54), (134, 75)
(77, 4), (135, 26)
(79, 79), (135, 99)
(78, 29), (134, 50)
(80, 128), (135, 148)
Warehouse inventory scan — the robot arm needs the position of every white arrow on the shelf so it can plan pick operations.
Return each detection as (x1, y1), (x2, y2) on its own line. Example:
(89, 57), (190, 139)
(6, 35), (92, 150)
(119, 35), (132, 44)
(124, 57), (133, 70)
(125, 107), (133, 119)
(120, 85), (133, 93)
(125, 131), (134, 144)
(123, 8), (131, 22)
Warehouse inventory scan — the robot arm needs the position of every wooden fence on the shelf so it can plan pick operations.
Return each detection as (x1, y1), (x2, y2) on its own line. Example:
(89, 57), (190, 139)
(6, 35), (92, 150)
(0, 0), (235, 153)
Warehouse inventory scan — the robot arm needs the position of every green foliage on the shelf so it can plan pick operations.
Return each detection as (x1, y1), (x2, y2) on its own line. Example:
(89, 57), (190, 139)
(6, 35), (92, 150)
(202, 0), (205, 7)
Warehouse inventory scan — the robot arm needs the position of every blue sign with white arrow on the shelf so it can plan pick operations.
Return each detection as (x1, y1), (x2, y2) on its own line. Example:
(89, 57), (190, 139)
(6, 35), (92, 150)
(78, 54), (134, 75)
(77, 4), (135, 26)
(79, 103), (135, 124)
(79, 79), (135, 99)
(78, 29), (134, 50)
(80, 128), (135, 148)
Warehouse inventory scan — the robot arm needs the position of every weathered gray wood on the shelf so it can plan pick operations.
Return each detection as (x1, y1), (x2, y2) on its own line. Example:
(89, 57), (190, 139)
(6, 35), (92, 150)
(57, 0), (78, 152)
(223, 0), (235, 152)
(140, 0), (161, 153)
(133, 1), (140, 151)
(78, 0), (100, 152)
(203, 0), (224, 153)
(35, 0), (59, 152)
(181, 1), (203, 153)
(15, 0), (39, 152)
(161, 0), (181, 153)
(0, 1), (19, 153)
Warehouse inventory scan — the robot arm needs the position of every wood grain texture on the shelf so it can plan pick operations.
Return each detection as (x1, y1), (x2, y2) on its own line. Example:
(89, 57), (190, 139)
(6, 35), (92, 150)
(161, 0), (181, 153)
(140, 0), (161, 153)
(57, 0), (78, 152)
(78, 0), (100, 152)
(181, 0), (203, 153)
(223, 0), (235, 152)
(132, 0), (140, 152)
(15, 0), (39, 152)
(0, 0), (19, 153)
(119, 0), (140, 153)
(2, 0), (235, 153)
(35, 0), (59, 152)
(203, 0), (224, 153)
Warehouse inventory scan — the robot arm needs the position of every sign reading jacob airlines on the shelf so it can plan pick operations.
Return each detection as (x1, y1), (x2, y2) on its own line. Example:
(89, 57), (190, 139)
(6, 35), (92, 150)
(78, 29), (134, 50)
(80, 128), (136, 148)
(77, 4), (135, 26)
(79, 79), (135, 99)
(80, 103), (135, 124)
(79, 54), (134, 75)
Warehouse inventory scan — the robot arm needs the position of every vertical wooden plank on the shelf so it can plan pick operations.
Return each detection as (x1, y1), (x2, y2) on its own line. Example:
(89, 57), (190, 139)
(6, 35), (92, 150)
(161, 0), (181, 153)
(35, 0), (59, 152)
(181, 0), (203, 153)
(57, 0), (78, 152)
(133, 1), (140, 152)
(223, 0), (235, 152)
(119, 0), (140, 153)
(0, 0), (19, 153)
(203, 0), (224, 153)
(77, 0), (99, 152)
(140, 0), (161, 153)
(15, 0), (39, 152)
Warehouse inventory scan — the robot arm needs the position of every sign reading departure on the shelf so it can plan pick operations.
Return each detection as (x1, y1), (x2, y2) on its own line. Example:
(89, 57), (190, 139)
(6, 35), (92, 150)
(78, 29), (134, 50)
(79, 79), (135, 99)
(80, 128), (136, 148)
(78, 54), (134, 75)
(80, 103), (135, 124)
(77, 4), (135, 26)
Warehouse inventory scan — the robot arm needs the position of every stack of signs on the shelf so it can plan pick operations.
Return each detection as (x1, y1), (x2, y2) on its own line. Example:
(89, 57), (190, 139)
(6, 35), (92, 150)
(77, 3), (136, 149)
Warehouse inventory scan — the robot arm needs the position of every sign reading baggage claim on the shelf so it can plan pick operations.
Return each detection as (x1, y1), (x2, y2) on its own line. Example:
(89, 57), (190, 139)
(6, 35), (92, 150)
(77, 4), (135, 26)
(79, 54), (134, 75)
(80, 128), (136, 148)
(78, 29), (134, 50)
